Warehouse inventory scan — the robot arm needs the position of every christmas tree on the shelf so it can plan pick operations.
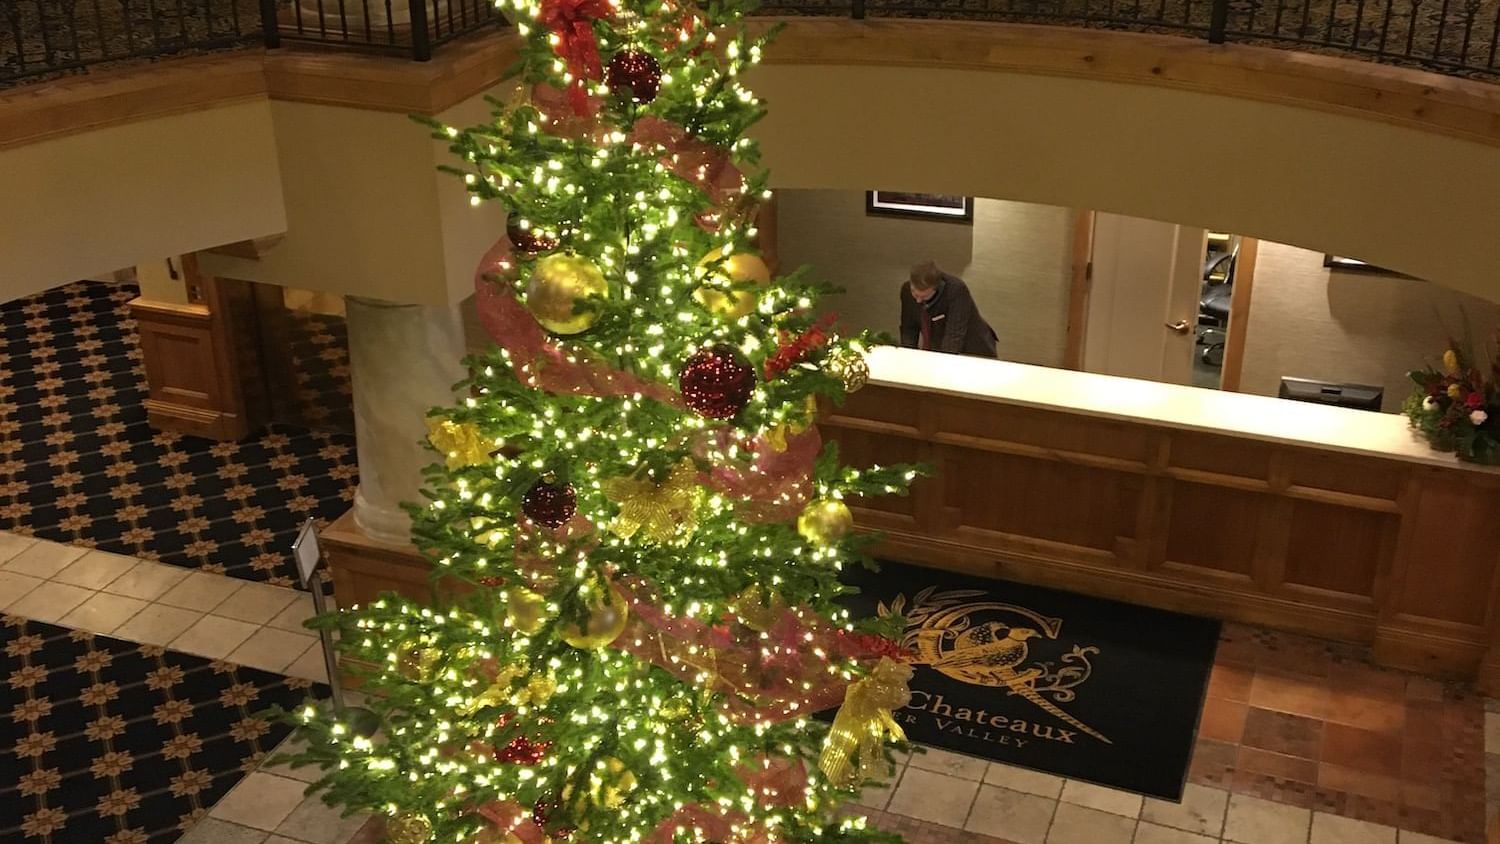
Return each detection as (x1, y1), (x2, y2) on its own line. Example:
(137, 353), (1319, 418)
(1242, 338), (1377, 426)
(283, 1), (921, 841)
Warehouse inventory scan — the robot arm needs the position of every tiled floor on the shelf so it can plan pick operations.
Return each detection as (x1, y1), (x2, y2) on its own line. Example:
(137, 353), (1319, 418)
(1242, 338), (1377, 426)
(0, 280), (357, 585)
(0, 533), (329, 682)
(3, 519), (1493, 844)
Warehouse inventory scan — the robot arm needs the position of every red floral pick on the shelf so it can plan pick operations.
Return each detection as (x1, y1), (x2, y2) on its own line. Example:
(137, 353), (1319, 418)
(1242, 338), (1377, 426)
(537, 0), (614, 116)
(1466, 392), (1486, 409)
(764, 313), (839, 381)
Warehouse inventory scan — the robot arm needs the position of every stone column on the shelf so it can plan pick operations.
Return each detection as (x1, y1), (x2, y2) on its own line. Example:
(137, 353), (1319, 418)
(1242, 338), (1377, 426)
(345, 296), (468, 545)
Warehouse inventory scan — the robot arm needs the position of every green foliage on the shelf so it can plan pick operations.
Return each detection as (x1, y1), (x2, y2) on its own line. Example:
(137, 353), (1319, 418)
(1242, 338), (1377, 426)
(285, 0), (924, 841)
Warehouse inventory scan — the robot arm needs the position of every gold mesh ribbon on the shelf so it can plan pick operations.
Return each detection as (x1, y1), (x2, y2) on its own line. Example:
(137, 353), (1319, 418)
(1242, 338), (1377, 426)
(817, 657), (913, 788)
(426, 417), (491, 469)
(603, 459), (700, 544)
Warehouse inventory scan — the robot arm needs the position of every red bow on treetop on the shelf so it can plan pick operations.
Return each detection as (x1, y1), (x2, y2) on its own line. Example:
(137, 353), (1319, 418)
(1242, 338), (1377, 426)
(537, 0), (614, 117)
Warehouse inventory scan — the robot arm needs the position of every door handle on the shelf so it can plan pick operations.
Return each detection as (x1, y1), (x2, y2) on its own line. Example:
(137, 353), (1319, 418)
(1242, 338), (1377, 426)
(1165, 319), (1192, 334)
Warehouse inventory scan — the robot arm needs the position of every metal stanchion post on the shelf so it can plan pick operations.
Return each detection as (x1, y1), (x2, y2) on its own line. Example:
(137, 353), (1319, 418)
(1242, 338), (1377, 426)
(293, 519), (379, 737)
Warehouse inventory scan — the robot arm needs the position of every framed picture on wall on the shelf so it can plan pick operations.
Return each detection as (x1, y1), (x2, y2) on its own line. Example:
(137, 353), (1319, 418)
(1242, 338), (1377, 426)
(866, 191), (974, 223)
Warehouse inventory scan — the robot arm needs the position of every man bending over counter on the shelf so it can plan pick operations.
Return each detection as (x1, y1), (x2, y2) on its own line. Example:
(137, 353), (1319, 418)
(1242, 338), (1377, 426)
(899, 260), (999, 358)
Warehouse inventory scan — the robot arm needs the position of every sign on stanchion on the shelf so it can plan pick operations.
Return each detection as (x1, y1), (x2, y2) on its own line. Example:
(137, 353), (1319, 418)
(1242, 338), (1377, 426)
(292, 518), (379, 737)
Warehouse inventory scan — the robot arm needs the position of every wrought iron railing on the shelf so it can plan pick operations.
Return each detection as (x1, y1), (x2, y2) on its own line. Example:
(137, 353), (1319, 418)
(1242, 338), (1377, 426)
(263, 0), (504, 60)
(1, 0), (1496, 86)
(1, 0), (262, 85)
(759, 0), (1500, 79)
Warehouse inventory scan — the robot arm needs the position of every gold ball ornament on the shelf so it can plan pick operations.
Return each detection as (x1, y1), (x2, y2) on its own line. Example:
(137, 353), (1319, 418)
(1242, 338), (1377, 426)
(525, 253), (608, 335)
(504, 587), (549, 634)
(560, 582), (630, 649)
(385, 812), (434, 844)
(797, 498), (854, 546)
(694, 251), (771, 318)
(827, 348), (870, 393)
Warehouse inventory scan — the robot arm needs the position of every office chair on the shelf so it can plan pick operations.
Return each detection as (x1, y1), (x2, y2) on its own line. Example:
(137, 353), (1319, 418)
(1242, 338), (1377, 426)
(1196, 248), (1236, 367)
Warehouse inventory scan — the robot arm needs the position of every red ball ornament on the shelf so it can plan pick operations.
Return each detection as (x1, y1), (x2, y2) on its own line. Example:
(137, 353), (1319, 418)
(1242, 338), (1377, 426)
(507, 213), (558, 255)
(605, 49), (662, 104)
(679, 345), (755, 419)
(522, 479), (577, 528)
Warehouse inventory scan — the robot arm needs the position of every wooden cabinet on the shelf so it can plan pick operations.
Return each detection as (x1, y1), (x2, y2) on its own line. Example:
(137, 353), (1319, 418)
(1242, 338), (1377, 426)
(823, 383), (1500, 690)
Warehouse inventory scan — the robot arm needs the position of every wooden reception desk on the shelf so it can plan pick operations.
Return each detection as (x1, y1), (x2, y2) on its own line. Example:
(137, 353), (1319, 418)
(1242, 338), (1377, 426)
(827, 347), (1500, 689)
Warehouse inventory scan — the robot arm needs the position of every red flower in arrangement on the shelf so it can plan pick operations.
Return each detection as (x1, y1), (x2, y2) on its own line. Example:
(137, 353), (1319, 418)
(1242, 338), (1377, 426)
(1466, 392), (1486, 409)
(764, 313), (839, 381)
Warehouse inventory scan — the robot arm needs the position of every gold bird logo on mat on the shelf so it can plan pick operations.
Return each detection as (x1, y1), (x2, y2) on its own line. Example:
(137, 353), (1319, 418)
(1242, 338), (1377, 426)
(879, 587), (1111, 745)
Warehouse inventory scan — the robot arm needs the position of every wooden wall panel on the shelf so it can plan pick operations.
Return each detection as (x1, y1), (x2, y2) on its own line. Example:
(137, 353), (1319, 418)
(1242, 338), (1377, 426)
(1164, 484), (1265, 576)
(834, 385), (918, 429)
(1282, 501), (1390, 599)
(1392, 473), (1500, 625)
(939, 449), (1138, 552)
(1170, 433), (1271, 479)
(935, 401), (1150, 463)
(1288, 452), (1403, 501)
(829, 426), (921, 518)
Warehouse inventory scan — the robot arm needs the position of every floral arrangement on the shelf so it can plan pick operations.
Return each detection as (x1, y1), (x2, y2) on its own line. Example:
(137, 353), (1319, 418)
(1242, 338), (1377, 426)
(1404, 341), (1499, 463)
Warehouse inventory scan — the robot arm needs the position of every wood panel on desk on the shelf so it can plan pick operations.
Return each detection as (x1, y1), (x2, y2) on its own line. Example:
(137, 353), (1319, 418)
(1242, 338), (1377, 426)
(824, 382), (1500, 686)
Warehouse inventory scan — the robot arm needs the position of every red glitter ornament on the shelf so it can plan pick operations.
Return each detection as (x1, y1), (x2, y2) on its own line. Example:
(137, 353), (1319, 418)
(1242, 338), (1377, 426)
(605, 49), (662, 104)
(506, 213), (558, 255)
(679, 345), (755, 419)
(522, 479), (577, 528)
(494, 735), (552, 765)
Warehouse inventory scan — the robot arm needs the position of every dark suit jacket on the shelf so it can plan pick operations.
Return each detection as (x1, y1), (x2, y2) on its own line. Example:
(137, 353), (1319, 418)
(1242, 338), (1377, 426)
(899, 275), (998, 358)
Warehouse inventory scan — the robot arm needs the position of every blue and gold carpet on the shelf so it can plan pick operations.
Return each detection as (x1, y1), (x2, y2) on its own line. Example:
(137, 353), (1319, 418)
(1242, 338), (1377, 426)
(0, 280), (358, 586)
(0, 615), (324, 843)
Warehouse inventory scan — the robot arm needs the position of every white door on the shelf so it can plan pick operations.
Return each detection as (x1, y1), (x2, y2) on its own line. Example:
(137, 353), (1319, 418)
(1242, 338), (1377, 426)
(1082, 213), (1206, 386)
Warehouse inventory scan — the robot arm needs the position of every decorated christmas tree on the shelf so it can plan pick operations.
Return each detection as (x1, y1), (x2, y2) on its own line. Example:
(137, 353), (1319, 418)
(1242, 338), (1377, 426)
(283, 1), (921, 841)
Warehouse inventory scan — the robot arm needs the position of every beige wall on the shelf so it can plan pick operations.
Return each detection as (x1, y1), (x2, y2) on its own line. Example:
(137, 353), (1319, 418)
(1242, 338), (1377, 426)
(748, 63), (1500, 307)
(1240, 242), (1500, 412)
(201, 87), (512, 307)
(0, 100), (285, 305)
(775, 190), (1072, 367)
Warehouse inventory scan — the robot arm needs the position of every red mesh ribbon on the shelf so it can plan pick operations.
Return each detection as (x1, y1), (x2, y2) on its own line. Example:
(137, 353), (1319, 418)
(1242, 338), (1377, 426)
(537, 0), (613, 117)
(531, 83), (605, 141)
(629, 117), (746, 209)
(613, 574), (894, 723)
(474, 236), (682, 407)
(695, 426), (820, 523)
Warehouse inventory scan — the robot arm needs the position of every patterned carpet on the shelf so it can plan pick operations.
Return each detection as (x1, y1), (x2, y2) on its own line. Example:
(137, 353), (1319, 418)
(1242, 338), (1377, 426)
(0, 281), (358, 586)
(286, 311), (355, 436)
(0, 615), (322, 844)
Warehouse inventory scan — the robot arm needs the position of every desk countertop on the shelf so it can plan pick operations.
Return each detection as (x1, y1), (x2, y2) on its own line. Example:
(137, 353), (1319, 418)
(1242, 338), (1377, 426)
(864, 346), (1497, 475)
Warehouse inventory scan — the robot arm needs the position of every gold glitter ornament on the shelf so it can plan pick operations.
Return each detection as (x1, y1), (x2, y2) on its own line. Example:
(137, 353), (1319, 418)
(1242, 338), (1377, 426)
(564, 756), (638, 811)
(385, 812), (434, 844)
(603, 459), (701, 544)
(397, 647), (442, 681)
(560, 581), (629, 649)
(425, 418), (491, 469)
(826, 347), (870, 393)
(797, 498), (854, 546)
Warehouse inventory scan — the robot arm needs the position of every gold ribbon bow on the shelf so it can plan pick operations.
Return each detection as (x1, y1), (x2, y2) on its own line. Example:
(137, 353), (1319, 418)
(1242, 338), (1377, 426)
(818, 657), (913, 788)
(426, 417), (492, 469)
(764, 395), (820, 453)
(603, 459), (700, 544)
